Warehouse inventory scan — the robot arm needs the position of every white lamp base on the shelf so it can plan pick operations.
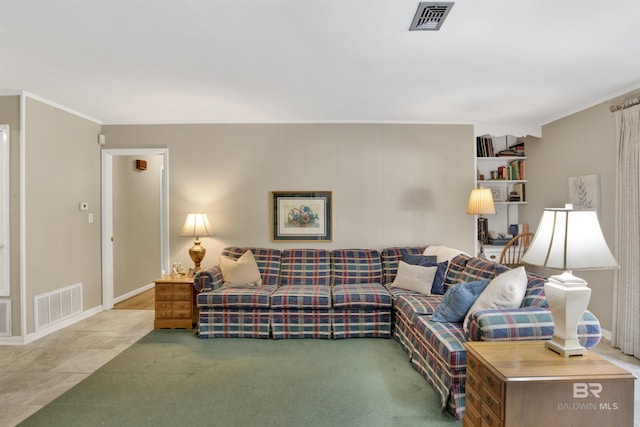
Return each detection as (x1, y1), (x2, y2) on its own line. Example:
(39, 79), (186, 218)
(544, 271), (591, 357)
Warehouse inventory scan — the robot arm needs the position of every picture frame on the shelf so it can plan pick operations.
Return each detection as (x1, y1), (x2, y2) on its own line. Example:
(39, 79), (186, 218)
(271, 191), (332, 241)
(485, 185), (504, 202)
(568, 174), (600, 213)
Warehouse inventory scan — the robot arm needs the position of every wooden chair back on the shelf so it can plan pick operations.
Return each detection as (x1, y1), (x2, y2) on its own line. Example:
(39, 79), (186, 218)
(499, 232), (534, 268)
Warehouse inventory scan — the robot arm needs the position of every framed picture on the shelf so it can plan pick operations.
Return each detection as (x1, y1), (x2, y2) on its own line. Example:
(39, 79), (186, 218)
(568, 174), (600, 213)
(485, 185), (504, 202)
(271, 191), (332, 241)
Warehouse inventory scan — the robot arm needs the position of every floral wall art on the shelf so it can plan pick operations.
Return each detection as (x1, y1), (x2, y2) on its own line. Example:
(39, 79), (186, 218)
(271, 191), (332, 241)
(568, 174), (600, 213)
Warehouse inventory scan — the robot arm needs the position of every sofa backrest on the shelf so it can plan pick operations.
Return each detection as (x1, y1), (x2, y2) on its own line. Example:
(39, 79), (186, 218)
(446, 254), (550, 309)
(332, 249), (383, 285)
(457, 257), (500, 283)
(380, 246), (428, 285)
(221, 247), (281, 286)
(444, 254), (470, 290)
(279, 249), (332, 286)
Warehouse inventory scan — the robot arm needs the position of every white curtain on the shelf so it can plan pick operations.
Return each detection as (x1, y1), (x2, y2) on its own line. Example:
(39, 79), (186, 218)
(613, 103), (640, 357)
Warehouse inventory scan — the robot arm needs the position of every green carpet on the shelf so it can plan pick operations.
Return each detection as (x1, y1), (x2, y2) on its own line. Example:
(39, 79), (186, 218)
(21, 331), (462, 427)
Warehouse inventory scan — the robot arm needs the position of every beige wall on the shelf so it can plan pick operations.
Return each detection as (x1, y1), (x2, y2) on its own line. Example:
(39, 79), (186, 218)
(522, 89), (640, 332)
(24, 98), (102, 333)
(113, 155), (163, 297)
(101, 123), (477, 270)
(0, 95), (22, 335)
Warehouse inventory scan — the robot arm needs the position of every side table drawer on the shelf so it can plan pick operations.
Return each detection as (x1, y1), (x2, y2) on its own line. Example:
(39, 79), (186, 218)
(480, 408), (504, 427)
(156, 301), (173, 311)
(481, 364), (503, 399)
(173, 309), (192, 319)
(464, 383), (482, 427)
(466, 364), (481, 390)
(481, 387), (503, 426)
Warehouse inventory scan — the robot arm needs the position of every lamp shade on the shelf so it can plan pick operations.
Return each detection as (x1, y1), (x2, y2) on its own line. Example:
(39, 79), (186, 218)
(521, 207), (617, 271)
(179, 213), (213, 238)
(466, 188), (496, 215)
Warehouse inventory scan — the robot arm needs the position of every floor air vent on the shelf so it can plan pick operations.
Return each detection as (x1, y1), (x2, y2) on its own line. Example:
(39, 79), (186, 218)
(34, 283), (83, 331)
(409, 2), (455, 31)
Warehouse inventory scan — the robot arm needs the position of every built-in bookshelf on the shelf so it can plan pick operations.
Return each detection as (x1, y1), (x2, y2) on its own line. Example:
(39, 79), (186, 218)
(474, 135), (529, 261)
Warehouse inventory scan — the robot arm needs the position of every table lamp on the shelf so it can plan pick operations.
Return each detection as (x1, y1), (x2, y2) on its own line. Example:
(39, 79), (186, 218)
(179, 213), (213, 273)
(466, 187), (496, 258)
(521, 204), (618, 357)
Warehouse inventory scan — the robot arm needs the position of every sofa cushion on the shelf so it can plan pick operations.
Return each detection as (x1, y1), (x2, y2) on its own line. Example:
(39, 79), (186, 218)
(220, 250), (263, 287)
(197, 284), (277, 308)
(270, 285), (331, 309)
(332, 283), (392, 309)
(381, 246), (428, 285)
(395, 294), (443, 323)
(431, 279), (490, 323)
(464, 266), (527, 330)
(392, 261), (437, 295)
(331, 249), (382, 285)
(279, 249), (331, 286)
(401, 253), (437, 265)
(221, 247), (281, 286)
(401, 254), (448, 295)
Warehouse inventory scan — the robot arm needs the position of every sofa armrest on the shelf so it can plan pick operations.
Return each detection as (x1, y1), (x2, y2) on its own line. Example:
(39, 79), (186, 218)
(194, 265), (223, 292)
(467, 307), (602, 349)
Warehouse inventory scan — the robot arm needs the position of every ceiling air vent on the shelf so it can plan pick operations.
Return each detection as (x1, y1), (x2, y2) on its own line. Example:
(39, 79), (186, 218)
(409, 2), (454, 31)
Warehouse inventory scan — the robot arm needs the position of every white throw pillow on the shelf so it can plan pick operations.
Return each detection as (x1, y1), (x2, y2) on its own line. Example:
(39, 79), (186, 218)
(391, 261), (437, 295)
(423, 245), (469, 263)
(220, 250), (263, 287)
(463, 266), (528, 331)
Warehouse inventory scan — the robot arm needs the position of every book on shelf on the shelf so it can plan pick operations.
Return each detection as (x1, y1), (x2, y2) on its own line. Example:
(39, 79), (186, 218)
(508, 141), (526, 156)
(513, 183), (526, 202)
(508, 159), (525, 180)
(476, 136), (495, 157)
(509, 223), (530, 237)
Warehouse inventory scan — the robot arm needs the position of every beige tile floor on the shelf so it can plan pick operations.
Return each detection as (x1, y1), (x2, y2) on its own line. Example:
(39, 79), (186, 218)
(0, 309), (154, 427)
(0, 309), (638, 427)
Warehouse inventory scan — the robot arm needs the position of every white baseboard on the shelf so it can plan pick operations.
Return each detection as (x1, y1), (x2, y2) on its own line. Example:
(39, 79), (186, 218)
(601, 328), (612, 342)
(0, 305), (103, 346)
(113, 282), (155, 305)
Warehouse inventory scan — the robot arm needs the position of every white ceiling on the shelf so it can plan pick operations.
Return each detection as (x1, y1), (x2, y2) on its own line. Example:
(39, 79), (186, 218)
(1, 0), (639, 131)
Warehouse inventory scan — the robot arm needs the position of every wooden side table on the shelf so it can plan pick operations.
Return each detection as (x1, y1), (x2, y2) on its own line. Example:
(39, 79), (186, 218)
(154, 275), (197, 329)
(463, 340), (635, 427)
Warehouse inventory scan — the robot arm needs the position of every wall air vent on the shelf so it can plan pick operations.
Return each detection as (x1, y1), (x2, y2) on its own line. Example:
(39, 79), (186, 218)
(409, 2), (455, 31)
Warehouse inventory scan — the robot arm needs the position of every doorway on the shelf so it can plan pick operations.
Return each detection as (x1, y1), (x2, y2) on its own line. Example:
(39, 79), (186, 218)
(101, 148), (169, 309)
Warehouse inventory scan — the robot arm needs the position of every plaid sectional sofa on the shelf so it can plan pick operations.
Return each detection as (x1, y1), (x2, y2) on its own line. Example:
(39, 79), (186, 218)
(194, 247), (393, 339)
(383, 246), (602, 420)
(193, 245), (602, 420)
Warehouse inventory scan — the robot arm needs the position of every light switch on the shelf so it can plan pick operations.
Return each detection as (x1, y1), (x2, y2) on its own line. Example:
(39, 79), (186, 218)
(88, 213), (94, 223)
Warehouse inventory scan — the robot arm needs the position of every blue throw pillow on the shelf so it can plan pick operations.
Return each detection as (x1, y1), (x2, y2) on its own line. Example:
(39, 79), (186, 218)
(401, 253), (437, 265)
(430, 279), (490, 323)
(400, 254), (448, 295)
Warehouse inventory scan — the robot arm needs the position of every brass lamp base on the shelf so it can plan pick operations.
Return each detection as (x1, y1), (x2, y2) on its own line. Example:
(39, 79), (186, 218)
(188, 238), (206, 273)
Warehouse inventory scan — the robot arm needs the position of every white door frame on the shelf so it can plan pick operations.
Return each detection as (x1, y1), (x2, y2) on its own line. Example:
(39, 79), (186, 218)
(0, 125), (10, 297)
(101, 148), (169, 309)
